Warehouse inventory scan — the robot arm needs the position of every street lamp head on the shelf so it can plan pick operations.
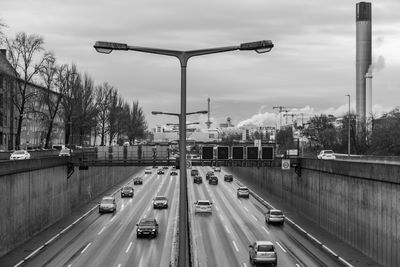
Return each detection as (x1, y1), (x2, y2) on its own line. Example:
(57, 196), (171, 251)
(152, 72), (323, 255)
(197, 110), (208, 114)
(151, 111), (163, 115)
(94, 41), (128, 54)
(239, 40), (274, 53)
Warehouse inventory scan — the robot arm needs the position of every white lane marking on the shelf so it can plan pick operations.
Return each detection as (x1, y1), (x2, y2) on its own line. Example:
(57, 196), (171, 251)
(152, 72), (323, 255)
(67, 265), (72, 267)
(243, 263), (247, 267)
(262, 226), (270, 234)
(81, 242), (92, 254)
(232, 240), (239, 252)
(147, 206), (151, 212)
(121, 204), (125, 211)
(296, 264), (301, 267)
(110, 216), (116, 222)
(117, 264), (121, 267)
(225, 225), (232, 234)
(125, 241), (132, 253)
(98, 226), (106, 235)
(215, 206), (220, 211)
(251, 215), (258, 221)
(276, 241), (287, 253)
(244, 206), (249, 212)
(219, 214), (224, 221)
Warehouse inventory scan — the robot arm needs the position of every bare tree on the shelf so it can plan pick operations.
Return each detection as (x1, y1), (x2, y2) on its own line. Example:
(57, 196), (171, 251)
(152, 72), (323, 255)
(127, 101), (147, 144)
(95, 83), (112, 146)
(5, 32), (52, 149)
(107, 89), (120, 145)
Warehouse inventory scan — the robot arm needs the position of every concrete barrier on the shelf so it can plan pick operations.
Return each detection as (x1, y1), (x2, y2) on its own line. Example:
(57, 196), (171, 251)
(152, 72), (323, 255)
(0, 161), (139, 257)
(226, 158), (400, 267)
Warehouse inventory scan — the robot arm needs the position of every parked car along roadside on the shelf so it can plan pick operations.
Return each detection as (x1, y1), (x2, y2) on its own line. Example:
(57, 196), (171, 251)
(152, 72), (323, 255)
(10, 150), (31, 160)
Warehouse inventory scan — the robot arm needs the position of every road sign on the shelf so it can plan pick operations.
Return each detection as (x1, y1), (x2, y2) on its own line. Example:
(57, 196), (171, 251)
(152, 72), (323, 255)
(217, 146), (229, 160)
(281, 159), (290, 170)
(247, 147), (259, 160)
(202, 146), (214, 160)
(232, 146), (244, 160)
(261, 146), (274, 160)
(187, 160), (192, 169)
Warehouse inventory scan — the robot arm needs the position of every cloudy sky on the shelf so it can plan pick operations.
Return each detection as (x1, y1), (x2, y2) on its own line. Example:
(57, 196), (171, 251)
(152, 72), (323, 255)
(1, 0), (399, 129)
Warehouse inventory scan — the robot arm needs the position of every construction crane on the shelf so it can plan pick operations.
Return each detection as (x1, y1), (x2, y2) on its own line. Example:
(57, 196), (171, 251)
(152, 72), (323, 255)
(205, 98), (212, 129)
(283, 113), (298, 125)
(273, 106), (299, 128)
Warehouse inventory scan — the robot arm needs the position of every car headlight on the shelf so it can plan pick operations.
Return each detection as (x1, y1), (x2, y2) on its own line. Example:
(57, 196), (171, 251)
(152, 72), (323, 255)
(151, 229), (155, 231)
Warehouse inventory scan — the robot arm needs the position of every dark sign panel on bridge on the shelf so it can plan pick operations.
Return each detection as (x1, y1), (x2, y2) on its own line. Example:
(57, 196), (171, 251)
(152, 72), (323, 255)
(232, 146), (244, 160)
(201, 146), (214, 160)
(217, 146), (229, 160)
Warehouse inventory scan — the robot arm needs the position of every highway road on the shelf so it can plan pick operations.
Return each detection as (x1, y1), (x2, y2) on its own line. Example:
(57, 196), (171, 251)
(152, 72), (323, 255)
(3, 167), (346, 267)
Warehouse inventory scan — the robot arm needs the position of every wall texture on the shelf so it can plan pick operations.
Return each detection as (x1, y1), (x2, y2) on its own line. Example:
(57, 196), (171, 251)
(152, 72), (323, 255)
(0, 160), (139, 257)
(227, 159), (400, 267)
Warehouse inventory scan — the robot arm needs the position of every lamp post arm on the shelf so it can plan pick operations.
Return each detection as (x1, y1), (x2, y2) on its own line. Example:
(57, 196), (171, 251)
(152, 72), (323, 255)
(186, 46), (239, 58)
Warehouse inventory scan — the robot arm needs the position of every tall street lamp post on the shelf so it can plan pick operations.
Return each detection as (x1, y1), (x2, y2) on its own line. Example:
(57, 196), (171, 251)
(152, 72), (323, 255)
(94, 40), (274, 267)
(346, 94), (351, 156)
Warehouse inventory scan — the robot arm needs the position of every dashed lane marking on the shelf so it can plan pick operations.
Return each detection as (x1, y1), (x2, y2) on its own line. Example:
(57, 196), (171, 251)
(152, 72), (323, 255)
(81, 242), (91, 254)
(98, 226), (106, 235)
(225, 225), (232, 234)
(251, 215), (258, 221)
(244, 207), (249, 212)
(125, 241), (132, 253)
(232, 241), (239, 252)
(276, 241), (287, 253)
(262, 226), (270, 234)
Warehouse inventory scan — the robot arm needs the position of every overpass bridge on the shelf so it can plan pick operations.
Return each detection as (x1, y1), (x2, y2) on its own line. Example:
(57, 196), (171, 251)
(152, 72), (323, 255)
(0, 149), (396, 267)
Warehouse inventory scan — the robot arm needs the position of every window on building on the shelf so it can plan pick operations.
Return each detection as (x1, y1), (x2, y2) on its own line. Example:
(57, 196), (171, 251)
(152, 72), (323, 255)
(0, 75), (3, 90)
(0, 93), (3, 109)
(0, 132), (3, 145)
(0, 112), (3, 127)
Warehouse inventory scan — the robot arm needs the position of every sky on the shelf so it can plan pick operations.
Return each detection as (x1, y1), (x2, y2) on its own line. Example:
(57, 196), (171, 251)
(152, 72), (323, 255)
(1, 0), (399, 129)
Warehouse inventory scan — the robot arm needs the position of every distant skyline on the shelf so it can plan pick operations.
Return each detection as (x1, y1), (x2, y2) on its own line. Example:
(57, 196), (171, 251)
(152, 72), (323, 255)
(1, 0), (399, 129)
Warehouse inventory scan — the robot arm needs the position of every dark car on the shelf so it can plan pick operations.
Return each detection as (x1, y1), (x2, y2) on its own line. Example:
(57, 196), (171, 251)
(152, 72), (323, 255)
(133, 177), (143, 185)
(209, 176), (218, 185)
(224, 174), (233, 182)
(136, 218), (159, 238)
(99, 196), (116, 214)
(191, 169), (199, 176)
(153, 196), (168, 209)
(121, 186), (134, 197)
(157, 169), (165, 175)
(163, 166), (169, 169)
(193, 175), (203, 184)
(206, 171), (214, 180)
(170, 170), (178, 176)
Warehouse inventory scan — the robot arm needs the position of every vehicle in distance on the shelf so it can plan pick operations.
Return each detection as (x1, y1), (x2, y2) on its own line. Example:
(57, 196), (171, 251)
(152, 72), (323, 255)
(99, 196), (116, 214)
(237, 187), (250, 198)
(317, 150), (336, 160)
(209, 175), (218, 185)
(265, 209), (285, 225)
(214, 167), (221, 172)
(152, 165), (158, 169)
(249, 241), (277, 266)
(191, 169), (199, 176)
(194, 200), (212, 214)
(10, 150), (31, 160)
(58, 148), (71, 157)
(206, 171), (214, 180)
(136, 218), (159, 238)
(144, 168), (152, 174)
(153, 196), (168, 209)
(224, 174), (233, 182)
(133, 177), (143, 185)
(157, 169), (165, 175)
(170, 169), (178, 175)
(162, 166), (169, 169)
(52, 144), (65, 150)
(193, 175), (202, 184)
(121, 186), (134, 198)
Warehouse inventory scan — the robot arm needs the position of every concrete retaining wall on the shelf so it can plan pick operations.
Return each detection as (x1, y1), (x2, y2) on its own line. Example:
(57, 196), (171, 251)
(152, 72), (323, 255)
(226, 159), (400, 267)
(0, 161), (139, 257)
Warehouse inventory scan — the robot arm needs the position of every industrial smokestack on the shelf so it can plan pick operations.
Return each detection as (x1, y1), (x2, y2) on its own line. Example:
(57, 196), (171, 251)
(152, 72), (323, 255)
(356, 2), (372, 124)
(365, 69), (372, 120)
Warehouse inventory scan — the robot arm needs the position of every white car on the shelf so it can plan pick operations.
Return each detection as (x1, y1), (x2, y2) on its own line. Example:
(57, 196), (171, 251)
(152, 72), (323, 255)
(99, 196), (116, 214)
(237, 187), (250, 198)
(265, 209), (285, 225)
(10, 150), (31, 160)
(58, 148), (72, 157)
(249, 241), (277, 266)
(317, 150), (336, 160)
(144, 168), (152, 174)
(194, 200), (212, 214)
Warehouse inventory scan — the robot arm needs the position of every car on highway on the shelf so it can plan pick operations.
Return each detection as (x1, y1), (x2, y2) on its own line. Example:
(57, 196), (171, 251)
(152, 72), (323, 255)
(209, 175), (218, 185)
(194, 200), (212, 214)
(152, 165), (158, 169)
(237, 187), (250, 198)
(153, 196), (168, 209)
(206, 171), (214, 180)
(136, 218), (159, 238)
(265, 209), (285, 225)
(214, 167), (221, 172)
(120, 186), (134, 198)
(317, 150), (336, 160)
(163, 166), (169, 169)
(224, 174), (233, 182)
(133, 177), (143, 185)
(249, 241), (278, 266)
(193, 175), (203, 184)
(144, 168), (152, 174)
(170, 169), (178, 175)
(191, 169), (199, 176)
(157, 169), (165, 175)
(99, 196), (116, 214)
(58, 148), (72, 157)
(10, 150), (31, 160)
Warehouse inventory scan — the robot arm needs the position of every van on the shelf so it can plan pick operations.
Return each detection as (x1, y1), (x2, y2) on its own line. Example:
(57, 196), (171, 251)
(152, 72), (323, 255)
(52, 144), (65, 150)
